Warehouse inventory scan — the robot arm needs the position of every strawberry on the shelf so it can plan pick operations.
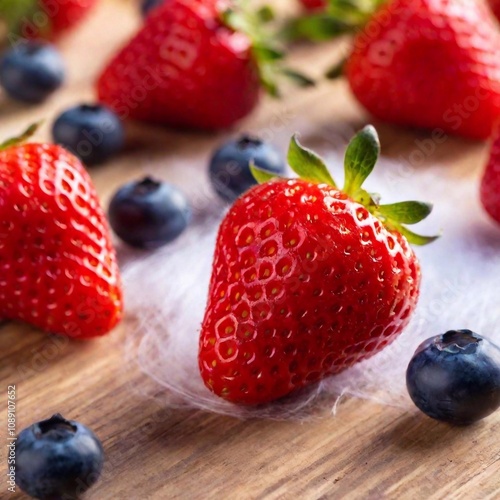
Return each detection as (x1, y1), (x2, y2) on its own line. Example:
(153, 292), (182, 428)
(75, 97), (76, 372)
(198, 126), (437, 405)
(480, 126), (500, 224)
(0, 0), (98, 41)
(96, 0), (312, 130)
(0, 125), (122, 339)
(344, 0), (500, 140)
(289, 0), (500, 140)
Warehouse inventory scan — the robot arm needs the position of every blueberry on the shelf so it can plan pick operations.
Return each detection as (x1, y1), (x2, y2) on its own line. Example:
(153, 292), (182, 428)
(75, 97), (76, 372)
(406, 330), (500, 425)
(141, 0), (165, 16)
(0, 42), (65, 103)
(209, 135), (286, 203)
(52, 104), (124, 165)
(15, 414), (104, 500)
(108, 176), (191, 249)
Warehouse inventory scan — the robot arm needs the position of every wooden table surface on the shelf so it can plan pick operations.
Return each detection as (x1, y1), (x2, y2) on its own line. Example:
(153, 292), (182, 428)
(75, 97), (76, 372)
(1, 1), (499, 499)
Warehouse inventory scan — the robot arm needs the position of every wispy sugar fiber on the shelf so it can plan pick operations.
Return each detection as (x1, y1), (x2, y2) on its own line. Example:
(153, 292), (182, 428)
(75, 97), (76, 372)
(122, 137), (500, 419)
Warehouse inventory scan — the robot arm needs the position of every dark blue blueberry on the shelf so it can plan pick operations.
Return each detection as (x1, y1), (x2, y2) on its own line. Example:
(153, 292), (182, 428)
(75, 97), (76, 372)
(52, 104), (125, 165)
(209, 135), (286, 203)
(108, 176), (191, 249)
(406, 330), (500, 425)
(15, 414), (104, 500)
(141, 0), (165, 16)
(0, 42), (65, 103)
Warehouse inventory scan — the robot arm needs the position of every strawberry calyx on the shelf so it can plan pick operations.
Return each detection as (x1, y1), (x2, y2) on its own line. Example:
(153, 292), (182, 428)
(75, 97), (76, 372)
(284, 0), (386, 41)
(0, 122), (41, 151)
(251, 125), (439, 246)
(221, 1), (315, 96)
(0, 0), (52, 42)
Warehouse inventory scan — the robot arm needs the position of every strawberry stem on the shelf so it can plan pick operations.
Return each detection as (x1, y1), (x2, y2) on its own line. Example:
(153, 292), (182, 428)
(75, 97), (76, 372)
(325, 58), (346, 79)
(377, 202), (433, 225)
(343, 125), (380, 198)
(250, 162), (278, 184)
(0, 122), (41, 150)
(221, 1), (315, 96)
(285, 0), (387, 42)
(251, 125), (439, 246)
(288, 134), (337, 186)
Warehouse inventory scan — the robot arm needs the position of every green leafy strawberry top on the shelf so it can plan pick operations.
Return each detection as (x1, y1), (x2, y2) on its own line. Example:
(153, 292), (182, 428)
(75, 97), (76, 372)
(285, 0), (387, 41)
(221, 1), (315, 96)
(221, 0), (389, 91)
(251, 125), (439, 246)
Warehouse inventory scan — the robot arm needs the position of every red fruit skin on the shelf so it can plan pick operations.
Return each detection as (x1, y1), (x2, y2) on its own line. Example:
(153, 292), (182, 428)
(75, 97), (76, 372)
(300, 0), (327, 11)
(346, 0), (500, 140)
(42, 0), (97, 34)
(96, 0), (261, 130)
(0, 144), (122, 339)
(488, 0), (500, 21)
(480, 128), (500, 224)
(22, 0), (98, 39)
(198, 180), (421, 405)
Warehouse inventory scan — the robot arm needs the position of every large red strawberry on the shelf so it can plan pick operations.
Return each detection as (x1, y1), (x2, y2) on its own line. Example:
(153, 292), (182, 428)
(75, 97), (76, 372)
(480, 126), (500, 224)
(97, 0), (312, 130)
(344, 0), (500, 140)
(290, 0), (500, 140)
(0, 0), (98, 40)
(198, 126), (437, 405)
(0, 125), (122, 339)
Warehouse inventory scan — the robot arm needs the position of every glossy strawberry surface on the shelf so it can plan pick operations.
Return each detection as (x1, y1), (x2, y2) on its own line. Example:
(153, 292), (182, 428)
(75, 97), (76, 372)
(0, 143), (122, 338)
(96, 0), (261, 130)
(199, 179), (421, 405)
(480, 127), (500, 224)
(346, 0), (500, 140)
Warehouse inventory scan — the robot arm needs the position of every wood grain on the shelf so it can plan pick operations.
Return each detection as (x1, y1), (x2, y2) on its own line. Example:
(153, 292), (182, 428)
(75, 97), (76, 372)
(0, 1), (499, 499)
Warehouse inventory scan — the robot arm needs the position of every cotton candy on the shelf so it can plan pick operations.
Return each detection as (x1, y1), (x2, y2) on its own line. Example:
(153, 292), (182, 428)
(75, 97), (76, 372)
(122, 130), (500, 419)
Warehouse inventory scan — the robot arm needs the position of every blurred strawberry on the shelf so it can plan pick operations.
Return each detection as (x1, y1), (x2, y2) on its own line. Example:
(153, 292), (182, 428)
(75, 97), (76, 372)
(345, 0), (500, 140)
(289, 0), (500, 140)
(480, 126), (500, 224)
(0, 0), (98, 41)
(96, 0), (312, 130)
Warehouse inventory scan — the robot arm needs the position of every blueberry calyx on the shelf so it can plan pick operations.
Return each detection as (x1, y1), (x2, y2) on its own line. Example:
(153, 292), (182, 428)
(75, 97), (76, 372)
(34, 414), (77, 440)
(79, 104), (103, 113)
(436, 329), (481, 354)
(132, 176), (162, 195)
(237, 135), (262, 149)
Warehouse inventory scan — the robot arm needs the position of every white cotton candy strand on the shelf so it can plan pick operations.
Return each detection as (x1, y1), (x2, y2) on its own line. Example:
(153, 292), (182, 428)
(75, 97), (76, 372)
(122, 136), (500, 420)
